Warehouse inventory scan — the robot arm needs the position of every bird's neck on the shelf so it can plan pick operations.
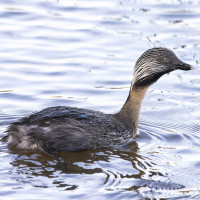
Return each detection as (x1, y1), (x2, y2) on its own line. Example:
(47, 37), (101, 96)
(116, 85), (149, 137)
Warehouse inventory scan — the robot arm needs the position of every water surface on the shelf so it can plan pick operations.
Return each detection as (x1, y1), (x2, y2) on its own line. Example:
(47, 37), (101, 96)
(0, 0), (200, 199)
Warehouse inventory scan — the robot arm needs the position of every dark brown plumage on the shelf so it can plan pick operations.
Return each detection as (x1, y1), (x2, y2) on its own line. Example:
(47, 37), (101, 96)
(2, 47), (193, 153)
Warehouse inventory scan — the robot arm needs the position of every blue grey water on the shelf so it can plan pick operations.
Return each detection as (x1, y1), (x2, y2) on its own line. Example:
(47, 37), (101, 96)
(0, 0), (200, 199)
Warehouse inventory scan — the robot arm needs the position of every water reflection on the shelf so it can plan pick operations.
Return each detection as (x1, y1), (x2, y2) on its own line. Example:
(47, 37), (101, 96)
(7, 138), (185, 195)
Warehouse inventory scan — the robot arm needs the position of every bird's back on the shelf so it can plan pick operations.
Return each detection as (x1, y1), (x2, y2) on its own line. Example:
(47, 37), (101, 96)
(4, 106), (131, 153)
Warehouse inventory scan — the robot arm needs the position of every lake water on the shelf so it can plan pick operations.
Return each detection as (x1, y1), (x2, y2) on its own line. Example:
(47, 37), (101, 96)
(0, 0), (200, 199)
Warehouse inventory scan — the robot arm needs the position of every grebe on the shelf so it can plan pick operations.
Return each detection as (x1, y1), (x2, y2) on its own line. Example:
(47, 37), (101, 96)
(2, 48), (193, 153)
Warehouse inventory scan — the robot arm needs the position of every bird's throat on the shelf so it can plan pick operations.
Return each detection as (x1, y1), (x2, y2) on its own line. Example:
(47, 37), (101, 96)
(116, 86), (149, 137)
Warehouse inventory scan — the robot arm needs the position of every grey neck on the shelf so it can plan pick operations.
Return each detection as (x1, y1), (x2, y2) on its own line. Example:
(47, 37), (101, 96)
(115, 85), (149, 137)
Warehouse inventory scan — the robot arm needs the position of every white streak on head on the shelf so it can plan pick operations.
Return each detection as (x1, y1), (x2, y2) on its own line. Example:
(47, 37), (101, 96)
(132, 47), (181, 87)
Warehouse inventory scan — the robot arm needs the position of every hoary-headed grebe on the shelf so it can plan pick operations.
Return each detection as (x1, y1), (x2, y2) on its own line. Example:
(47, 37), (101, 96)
(3, 48), (193, 153)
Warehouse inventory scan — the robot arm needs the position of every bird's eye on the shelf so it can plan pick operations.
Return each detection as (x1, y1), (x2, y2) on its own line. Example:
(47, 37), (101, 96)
(163, 57), (169, 63)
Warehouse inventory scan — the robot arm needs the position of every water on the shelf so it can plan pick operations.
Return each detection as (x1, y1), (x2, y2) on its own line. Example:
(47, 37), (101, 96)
(0, 0), (200, 199)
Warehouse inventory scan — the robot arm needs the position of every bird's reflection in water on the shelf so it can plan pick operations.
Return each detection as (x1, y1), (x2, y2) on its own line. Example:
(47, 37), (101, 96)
(7, 140), (184, 192)
(9, 140), (138, 174)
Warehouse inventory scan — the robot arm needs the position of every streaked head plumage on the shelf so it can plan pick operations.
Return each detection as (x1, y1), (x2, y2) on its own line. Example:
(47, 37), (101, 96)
(132, 47), (192, 87)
